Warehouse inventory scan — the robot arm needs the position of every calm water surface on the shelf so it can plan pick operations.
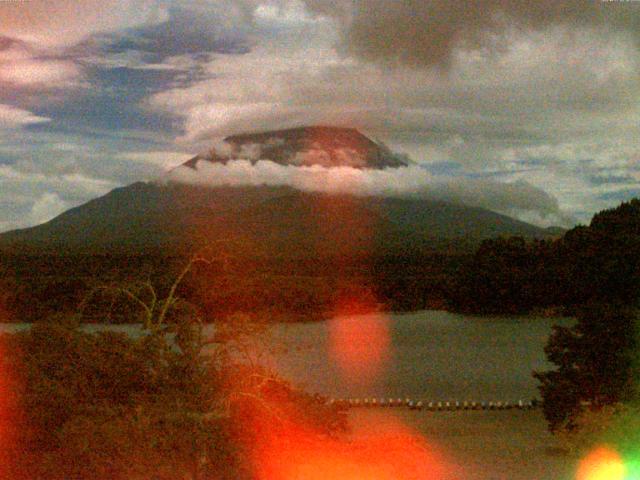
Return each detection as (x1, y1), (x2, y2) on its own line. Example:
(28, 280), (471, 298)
(0, 310), (572, 401)
(264, 310), (573, 401)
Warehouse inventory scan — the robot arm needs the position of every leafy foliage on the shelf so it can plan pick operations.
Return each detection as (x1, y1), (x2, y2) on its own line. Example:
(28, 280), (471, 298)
(533, 304), (638, 433)
(2, 315), (222, 479)
(529, 200), (640, 435)
(1, 258), (346, 479)
(0, 251), (459, 323)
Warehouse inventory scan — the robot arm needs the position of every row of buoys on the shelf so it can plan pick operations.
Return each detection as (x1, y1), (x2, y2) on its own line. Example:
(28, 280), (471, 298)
(328, 398), (539, 411)
(329, 398), (417, 408)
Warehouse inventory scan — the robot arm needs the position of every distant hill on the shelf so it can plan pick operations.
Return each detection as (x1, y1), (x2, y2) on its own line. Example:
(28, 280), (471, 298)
(0, 126), (576, 321)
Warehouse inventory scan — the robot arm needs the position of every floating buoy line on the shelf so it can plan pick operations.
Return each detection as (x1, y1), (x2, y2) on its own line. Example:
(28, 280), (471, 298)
(326, 398), (540, 411)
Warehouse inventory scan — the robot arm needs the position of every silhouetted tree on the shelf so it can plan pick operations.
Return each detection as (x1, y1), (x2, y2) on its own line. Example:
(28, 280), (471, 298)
(534, 303), (638, 432)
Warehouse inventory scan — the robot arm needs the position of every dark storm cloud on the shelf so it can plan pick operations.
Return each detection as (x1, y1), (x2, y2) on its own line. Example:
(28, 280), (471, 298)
(301, 0), (640, 67)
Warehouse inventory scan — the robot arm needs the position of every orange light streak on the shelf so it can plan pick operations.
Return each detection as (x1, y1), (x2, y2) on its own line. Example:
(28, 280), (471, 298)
(253, 413), (452, 480)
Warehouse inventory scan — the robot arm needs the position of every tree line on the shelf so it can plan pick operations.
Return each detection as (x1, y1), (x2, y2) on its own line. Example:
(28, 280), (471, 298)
(0, 252), (459, 323)
(450, 199), (640, 315)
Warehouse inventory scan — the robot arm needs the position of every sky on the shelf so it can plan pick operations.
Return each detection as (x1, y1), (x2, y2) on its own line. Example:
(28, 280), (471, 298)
(0, 0), (639, 232)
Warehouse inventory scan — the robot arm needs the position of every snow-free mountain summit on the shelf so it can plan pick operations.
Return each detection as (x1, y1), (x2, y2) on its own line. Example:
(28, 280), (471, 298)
(182, 126), (410, 170)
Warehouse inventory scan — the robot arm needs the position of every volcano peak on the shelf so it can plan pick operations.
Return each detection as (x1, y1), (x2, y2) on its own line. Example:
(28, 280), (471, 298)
(182, 125), (410, 170)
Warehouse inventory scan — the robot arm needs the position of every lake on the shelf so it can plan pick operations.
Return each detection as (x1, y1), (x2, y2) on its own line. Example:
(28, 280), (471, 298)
(264, 310), (573, 401)
(0, 310), (572, 401)
(263, 310), (577, 480)
(1, 310), (579, 479)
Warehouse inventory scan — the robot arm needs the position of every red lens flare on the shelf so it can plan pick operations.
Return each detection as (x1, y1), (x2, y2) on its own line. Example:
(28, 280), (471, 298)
(577, 446), (626, 480)
(0, 335), (21, 478)
(300, 126), (391, 385)
(329, 305), (390, 385)
(253, 413), (452, 480)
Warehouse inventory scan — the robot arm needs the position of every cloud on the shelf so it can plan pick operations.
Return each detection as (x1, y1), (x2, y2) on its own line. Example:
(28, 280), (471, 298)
(145, 20), (640, 224)
(28, 192), (68, 226)
(0, 58), (84, 88)
(117, 151), (194, 170)
(146, 45), (353, 142)
(165, 159), (572, 226)
(103, 3), (252, 57)
(0, 104), (50, 127)
(78, 50), (207, 72)
(0, 37), (85, 91)
(147, 28), (640, 145)
(0, 135), (162, 232)
(0, 0), (168, 48)
(0, 166), (118, 232)
(300, 0), (640, 68)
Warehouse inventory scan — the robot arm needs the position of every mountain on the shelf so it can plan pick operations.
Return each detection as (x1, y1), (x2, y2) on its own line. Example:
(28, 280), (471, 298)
(0, 182), (557, 256)
(182, 125), (409, 169)
(0, 126), (558, 256)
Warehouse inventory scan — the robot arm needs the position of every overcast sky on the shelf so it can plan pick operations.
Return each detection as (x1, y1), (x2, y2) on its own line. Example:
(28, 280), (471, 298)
(1, 0), (639, 231)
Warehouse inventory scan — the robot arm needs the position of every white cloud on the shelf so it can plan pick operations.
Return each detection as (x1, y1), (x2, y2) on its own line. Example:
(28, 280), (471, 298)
(0, 104), (50, 127)
(0, 0), (169, 48)
(118, 151), (195, 170)
(0, 164), (45, 182)
(79, 50), (210, 72)
(165, 159), (571, 225)
(60, 173), (119, 197)
(28, 192), (68, 226)
(0, 38), (85, 89)
(0, 59), (84, 88)
(0, 156), (122, 232)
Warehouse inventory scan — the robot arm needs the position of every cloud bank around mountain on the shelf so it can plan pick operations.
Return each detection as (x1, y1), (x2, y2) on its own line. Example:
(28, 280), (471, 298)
(166, 156), (573, 227)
